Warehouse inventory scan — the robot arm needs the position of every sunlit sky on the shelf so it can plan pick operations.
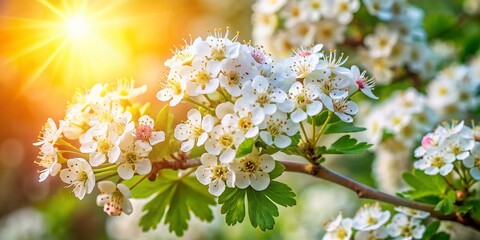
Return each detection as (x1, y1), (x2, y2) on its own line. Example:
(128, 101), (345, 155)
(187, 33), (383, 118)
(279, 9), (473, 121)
(0, 0), (252, 217)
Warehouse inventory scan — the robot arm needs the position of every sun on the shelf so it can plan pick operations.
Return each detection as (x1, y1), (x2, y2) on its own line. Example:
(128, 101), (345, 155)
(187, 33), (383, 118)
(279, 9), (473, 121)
(65, 15), (90, 40)
(2, 0), (135, 91)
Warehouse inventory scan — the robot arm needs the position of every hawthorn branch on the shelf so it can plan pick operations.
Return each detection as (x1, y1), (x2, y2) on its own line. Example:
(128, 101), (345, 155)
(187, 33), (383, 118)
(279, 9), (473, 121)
(281, 161), (480, 231)
(150, 158), (480, 230)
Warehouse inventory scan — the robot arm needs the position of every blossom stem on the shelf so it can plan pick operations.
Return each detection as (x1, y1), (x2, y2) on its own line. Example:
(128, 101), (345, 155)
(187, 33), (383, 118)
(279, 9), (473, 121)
(93, 165), (118, 173)
(203, 94), (216, 105)
(57, 138), (80, 151)
(185, 97), (215, 114)
(218, 88), (230, 101)
(314, 111), (332, 144)
(129, 174), (149, 190)
(58, 150), (87, 158)
(95, 171), (117, 181)
(299, 122), (310, 145)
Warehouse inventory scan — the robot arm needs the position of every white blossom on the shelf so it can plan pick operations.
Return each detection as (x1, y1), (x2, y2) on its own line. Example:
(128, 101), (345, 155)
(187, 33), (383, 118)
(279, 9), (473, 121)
(117, 134), (152, 180)
(259, 112), (299, 148)
(205, 123), (245, 163)
(414, 147), (455, 176)
(136, 115), (165, 146)
(352, 203), (390, 231)
(323, 213), (353, 240)
(279, 82), (322, 123)
(97, 181), (133, 216)
(230, 148), (275, 191)
(463, 143), (480, 180)
(174, 109), (214, 152)
(386, 213), (426, 240)
(195, 153), (235, 196)
(60, 158), (95, 200)
(33, 118), (63, 154)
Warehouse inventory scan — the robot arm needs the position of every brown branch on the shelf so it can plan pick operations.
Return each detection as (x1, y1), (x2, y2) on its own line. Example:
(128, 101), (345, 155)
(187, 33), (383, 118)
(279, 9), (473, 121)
(148, 158), (480, 230)
(281, 161), (480, 230)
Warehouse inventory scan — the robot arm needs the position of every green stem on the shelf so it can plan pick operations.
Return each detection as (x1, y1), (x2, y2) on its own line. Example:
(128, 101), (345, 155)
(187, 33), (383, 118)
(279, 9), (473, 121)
(93, 165), (118, 173)
(130, 174), (149, 190)
(95, 171), (117, 182)
(58, 150), (87, 158)
(299, 122), (310, 145)
(185, 97), (215, 114)
(314, 111), (332, 144)
(57, 138), (79, 151)
(218, 88), (230, 101)
(203, 94), (216, 105)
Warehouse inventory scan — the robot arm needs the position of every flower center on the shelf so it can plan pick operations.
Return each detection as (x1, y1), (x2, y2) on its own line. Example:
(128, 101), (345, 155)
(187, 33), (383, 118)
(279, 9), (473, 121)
(238, 117), (253, 131)
(367, 216), (378, 225)
(125, 151), (138, 164)
(192, 125), (204, 137)
(98, 139), (113, 154)
(256, 92), (269, 105)
(211, 47), (226, 61)
(219, 134), (234, 147)
(431, 156), (445, 167)
(335, 227), (348, 239)
(450, 143), (462, 155)
(474, 157), (480, 167)
(212, 165), (229, 180)
(168, 79), (183, 95)
(227, 71), (241, 85)
(195, 71), (211, 85)
(240, 157), (259, 173)
(267, 124), (281, 136)
(401, 225), (413, 237)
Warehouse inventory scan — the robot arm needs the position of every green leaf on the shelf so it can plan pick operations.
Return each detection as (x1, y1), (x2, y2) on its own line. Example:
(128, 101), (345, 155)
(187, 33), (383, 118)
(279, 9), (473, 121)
(424, 221), (441, 239)
(430, 232), (450, 240)
(400, 169), (446, 203)
(435, 190), (456, 215)
(236, 138), (256, 158)
(319, 135), (372, 154)
(149, 105), (177, 161)
(247, 187), (278, 230)
(218, 187), (246, 226)
(323, 121), (366, 134)
(218, 181), (296, 231)
(268, 161), (285, 179)
(139, 170), (216, 236)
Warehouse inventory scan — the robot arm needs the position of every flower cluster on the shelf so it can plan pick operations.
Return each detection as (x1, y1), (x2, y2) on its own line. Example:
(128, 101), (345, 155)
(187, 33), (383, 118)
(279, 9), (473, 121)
(34, 80), (165, 216)
(426, 64), (480, 119)
(157, 29), (376, 196)
(414, 120), (480, 179)
(251, 0), (360, 56)
(323, 204), (428, 240)
(363, 88), (437, 149)
(252, 0), (437, 84)
(360, 0), (436, 83)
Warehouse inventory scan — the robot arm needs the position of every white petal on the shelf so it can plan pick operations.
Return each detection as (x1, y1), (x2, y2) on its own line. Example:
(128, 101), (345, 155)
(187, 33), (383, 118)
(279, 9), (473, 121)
(117, 183), (132, 198)
(250, 172), (270, 191)
(259, 131), (274, 145)
(196, 166), (213, 185)
(291, 109), (307, 123)
(108, 146), (121, 163)
(181, 139), (195, 152)
(90, 152), (106, 166)
(208, 179), (226, 196)
(98, 181), (116, 194)
(335, 112), (353, 123)
(259, 155), (275, 172)
(274, 135), (291, 148)
(220, 148), (236, 163)
(200, 153), (218, 167)
(149, 131), (165, 145)
(176, 124), (191, 141)
(117, 163), (135, 180)
(135, 158), (152, 175)
(234, 171), (250, 189)
(306, 101), (323, 116)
